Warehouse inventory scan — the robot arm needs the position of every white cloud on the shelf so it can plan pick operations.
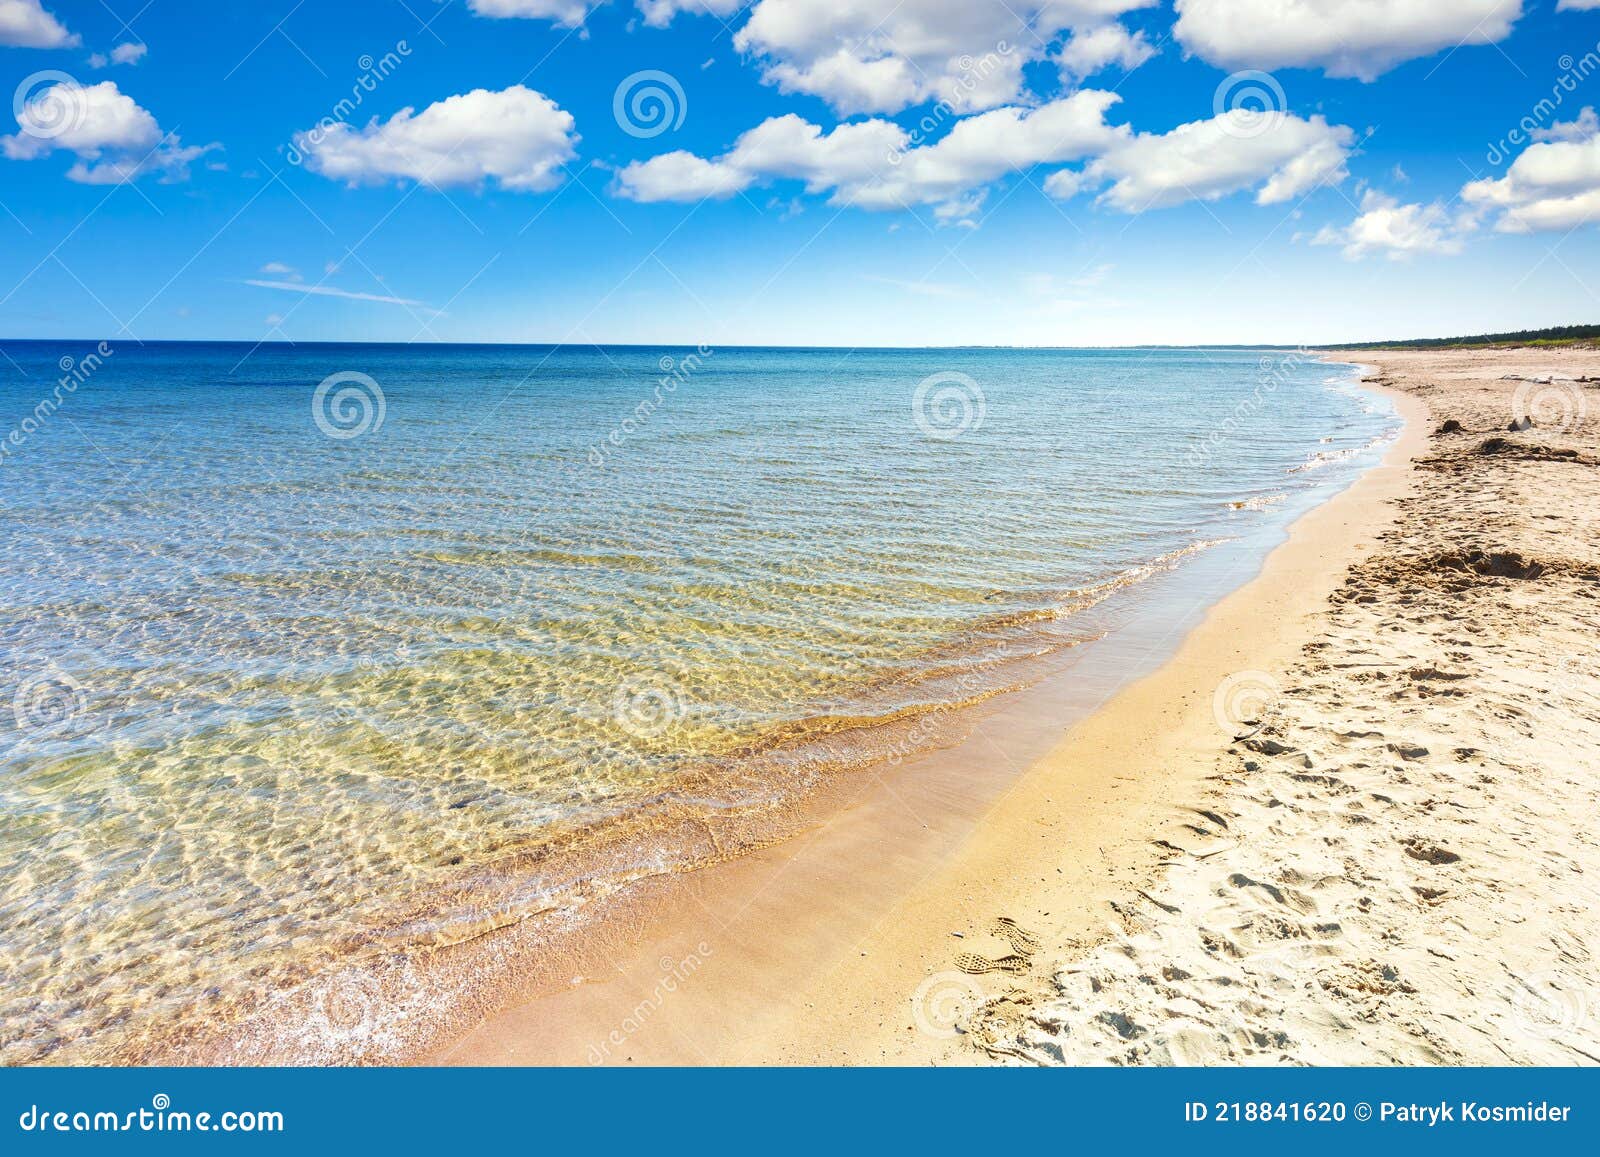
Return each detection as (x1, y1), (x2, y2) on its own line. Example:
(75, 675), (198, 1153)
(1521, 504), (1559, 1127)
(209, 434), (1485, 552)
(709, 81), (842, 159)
(89, 41), (147, 69)
(0, 0), (76, 48)
(1532, 106), (1598, 143)
(636, 0), (744, 27)
(1311, 189), (1466, 259)
(2, 79), (211, 183)
(245, 279), (434, 309)
(1057, 23), (1156, 81)
(259, 261), (299, 277)
(1557, 1), (1600, 9)
(1076, 109), (1353, 210)
(616, 90), (1127, 218)
(616, 148), (754, 201)
(622, 93), (1356, 220)
(471, 0), (1154, 115)
(1042, 167), (1086, 200)
(1463, 113), (1600, 232)
(731, 0), (1157, 115)
(64, 144), (212, 184)
(466, 0), (591, 29)
(1173, 0), (1523, 81)
(297, 86), (578, 193)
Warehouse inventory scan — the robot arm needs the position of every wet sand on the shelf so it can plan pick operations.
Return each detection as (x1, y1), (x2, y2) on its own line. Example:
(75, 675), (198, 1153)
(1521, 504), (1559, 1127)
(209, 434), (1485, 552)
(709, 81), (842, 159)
(950, 348), (1600, 1064)
(433, 358), (1437, 1066)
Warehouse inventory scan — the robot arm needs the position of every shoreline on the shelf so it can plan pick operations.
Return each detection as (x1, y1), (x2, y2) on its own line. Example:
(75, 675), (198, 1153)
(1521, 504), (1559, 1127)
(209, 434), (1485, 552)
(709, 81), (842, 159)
(107, 355), (1393, 1067)
(957, 347), (1600, 1064)
(432, 362), (1422, 1065)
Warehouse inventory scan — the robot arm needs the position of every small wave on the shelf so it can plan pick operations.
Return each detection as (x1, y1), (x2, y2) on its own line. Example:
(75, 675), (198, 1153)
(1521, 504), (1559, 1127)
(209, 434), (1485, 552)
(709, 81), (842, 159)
(1227, 493), (1287, 511)
(1288, 446), (1362, 473)
(1288, 429), (1394, 474)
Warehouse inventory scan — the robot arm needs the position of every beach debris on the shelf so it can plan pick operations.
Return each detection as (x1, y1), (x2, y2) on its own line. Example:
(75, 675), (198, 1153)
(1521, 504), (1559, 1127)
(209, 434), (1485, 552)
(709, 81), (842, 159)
(1508, 415), (1535, 432)
(1437, 419), (1464, 435)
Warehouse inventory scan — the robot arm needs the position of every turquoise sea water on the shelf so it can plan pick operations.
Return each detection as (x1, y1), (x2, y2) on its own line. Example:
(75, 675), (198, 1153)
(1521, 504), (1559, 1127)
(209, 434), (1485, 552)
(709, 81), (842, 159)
(0, 342), (1396, 1063)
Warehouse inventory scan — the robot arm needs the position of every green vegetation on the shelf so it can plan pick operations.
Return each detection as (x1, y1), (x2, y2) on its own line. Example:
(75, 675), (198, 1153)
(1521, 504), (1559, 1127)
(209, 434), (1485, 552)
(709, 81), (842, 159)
(1327, 324), (1600, 350)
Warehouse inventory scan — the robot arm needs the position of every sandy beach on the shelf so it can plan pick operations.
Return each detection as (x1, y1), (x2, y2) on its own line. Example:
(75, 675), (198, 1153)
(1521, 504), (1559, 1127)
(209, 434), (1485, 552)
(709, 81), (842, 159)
(946, 347), (1600, 1064)
(437, 347), (1600, 1066)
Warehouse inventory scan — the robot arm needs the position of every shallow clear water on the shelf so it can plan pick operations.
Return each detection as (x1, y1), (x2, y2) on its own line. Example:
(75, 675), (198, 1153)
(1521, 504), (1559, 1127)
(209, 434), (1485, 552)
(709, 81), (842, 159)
(0, 342), (1395, 1062)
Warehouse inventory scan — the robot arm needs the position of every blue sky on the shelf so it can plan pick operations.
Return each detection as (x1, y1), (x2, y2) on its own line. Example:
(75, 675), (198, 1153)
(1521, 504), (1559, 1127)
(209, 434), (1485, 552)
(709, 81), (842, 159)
(3, 0), (1600, 345)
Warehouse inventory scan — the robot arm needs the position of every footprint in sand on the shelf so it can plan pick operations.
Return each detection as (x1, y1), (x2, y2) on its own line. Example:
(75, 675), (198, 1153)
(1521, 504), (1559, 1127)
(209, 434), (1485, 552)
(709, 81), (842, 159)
(988, 917), (1041, 955)
(954, 917), (1042, 975)
(955, 951), (1032, 976)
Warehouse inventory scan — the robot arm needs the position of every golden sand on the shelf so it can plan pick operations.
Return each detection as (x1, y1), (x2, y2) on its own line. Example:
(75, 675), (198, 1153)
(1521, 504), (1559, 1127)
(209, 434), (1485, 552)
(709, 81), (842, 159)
(438, 347), (1599, 1065)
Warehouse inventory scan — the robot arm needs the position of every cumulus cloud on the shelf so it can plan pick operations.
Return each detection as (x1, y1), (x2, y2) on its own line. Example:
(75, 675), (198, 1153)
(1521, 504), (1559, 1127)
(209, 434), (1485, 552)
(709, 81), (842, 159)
(0, 0), (76, 48)
(636, 0), (744, 27)
(1532, 106), (1598, 144)
(466, 0), (591, 28)
(1173, 0), (1524, 81)
(89, 42), (147, 69)
(296, 86), (578, 193)
(470, 0), (1155, 114)
(1462, 112), (1600, 232)
(1069, 109), (1354, 210)
(616, 90), (1127, 217)
(2, 78), (211, 183)
(731, 0), (1157, 115)
(1311, 189), (1467, 259)
(620, 91), (1358, 220)
(1057, 23), (1156, 81)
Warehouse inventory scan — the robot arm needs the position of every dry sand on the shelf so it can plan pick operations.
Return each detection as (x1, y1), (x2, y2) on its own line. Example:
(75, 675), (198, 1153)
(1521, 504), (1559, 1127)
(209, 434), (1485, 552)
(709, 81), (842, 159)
(442, 348), (1599, 1066)
(950, 348), (1600, 1065)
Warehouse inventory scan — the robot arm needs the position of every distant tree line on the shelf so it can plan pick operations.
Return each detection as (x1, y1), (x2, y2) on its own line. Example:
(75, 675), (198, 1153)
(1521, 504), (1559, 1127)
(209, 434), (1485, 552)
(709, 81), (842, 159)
(1326, 324), (1600, 349)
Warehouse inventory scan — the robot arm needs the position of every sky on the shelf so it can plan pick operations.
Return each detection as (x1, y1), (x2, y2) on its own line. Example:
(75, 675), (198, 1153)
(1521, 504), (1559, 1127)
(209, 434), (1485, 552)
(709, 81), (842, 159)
(2, 0), (1600, 346)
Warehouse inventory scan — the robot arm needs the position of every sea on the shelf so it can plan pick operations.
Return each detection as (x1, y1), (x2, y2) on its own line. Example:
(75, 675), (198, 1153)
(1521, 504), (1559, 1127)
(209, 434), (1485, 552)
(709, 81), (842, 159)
(0, 341), (1398, 1063)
